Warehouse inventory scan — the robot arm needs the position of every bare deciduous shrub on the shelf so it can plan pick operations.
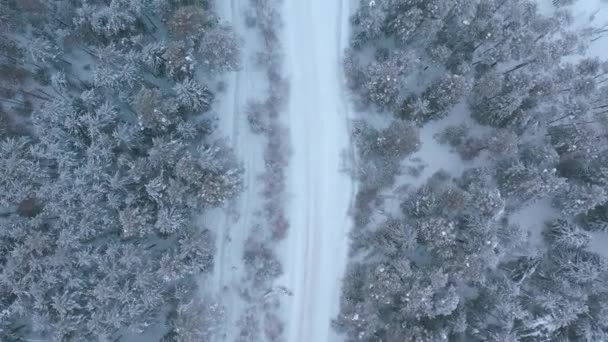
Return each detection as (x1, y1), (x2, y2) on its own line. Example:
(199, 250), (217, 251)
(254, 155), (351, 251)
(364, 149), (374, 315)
(264, 312), (284, 341)
(243, 238), (283, 285)
(246, 99), (270, 134)
(269, 212), (288, 241)
(237, 306), (261, 342)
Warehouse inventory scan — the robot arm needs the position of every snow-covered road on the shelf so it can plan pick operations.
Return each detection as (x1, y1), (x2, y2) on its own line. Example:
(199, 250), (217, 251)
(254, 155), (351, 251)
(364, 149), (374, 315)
(279, 0), (355, 341)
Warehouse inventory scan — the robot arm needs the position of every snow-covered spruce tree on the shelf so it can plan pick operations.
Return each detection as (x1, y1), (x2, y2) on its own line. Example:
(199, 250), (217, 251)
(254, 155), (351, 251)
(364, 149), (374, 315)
(495, 158), (565, 209)
(400, 73), (473, 124)
(131, 87), (175, 131)
(358, 52), (413, 110)
(349, 118), (420, 229)
(469, 71), (539, 129)
(437, 128), (480, 161)
(0, 0), (242, 340)
(350, 118), (419, 197)
(437, 125), (519, 161)
(349, 0), (388, 47)
(552, 183), (607, 217)
(173, 78), (214, 113)
(518, 140), (561, 170)
(199, 25), (241, 73)
(548, 123), (599, 156)
(167, 5), (209, 38)
(582, 202), (608, 232)
(586, 149), (608, 186)
(543, 218), (591, 249)
(367, 217), (416, 259)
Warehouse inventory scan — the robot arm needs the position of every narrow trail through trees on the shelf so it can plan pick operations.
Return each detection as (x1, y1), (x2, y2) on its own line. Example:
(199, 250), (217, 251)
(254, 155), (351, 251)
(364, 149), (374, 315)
(208, 0), (267, 340)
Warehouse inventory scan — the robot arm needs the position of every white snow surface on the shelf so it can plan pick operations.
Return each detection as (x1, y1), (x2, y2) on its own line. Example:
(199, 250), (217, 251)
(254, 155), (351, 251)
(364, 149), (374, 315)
(589, 231), (608, 258)
(509, 198), (559, 249)
(277, 0), (356, 341)
(203, 0), (267, 341)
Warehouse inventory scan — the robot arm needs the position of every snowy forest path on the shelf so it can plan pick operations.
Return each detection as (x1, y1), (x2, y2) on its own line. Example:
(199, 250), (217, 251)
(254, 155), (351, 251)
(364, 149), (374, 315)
(279, 0), (355, 341)
(206, 0), (268, 341)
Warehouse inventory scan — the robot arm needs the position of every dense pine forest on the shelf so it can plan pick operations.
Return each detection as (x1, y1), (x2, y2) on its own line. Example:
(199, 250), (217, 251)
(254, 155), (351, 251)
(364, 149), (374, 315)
(0, 0), (243, 340)
(335, 0), (608, 341)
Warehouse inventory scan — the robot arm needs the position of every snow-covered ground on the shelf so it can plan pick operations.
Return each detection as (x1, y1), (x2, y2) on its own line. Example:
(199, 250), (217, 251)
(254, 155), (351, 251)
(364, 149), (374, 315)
(399, 103), (485, 189)
(509, 198), (559, 248)
(203, 0), (267, 341)
(277, 0), (356, 341)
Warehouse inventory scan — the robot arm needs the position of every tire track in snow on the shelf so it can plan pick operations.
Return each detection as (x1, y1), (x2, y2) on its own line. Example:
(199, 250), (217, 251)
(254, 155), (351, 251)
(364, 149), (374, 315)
(280, 0), (354, 340)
